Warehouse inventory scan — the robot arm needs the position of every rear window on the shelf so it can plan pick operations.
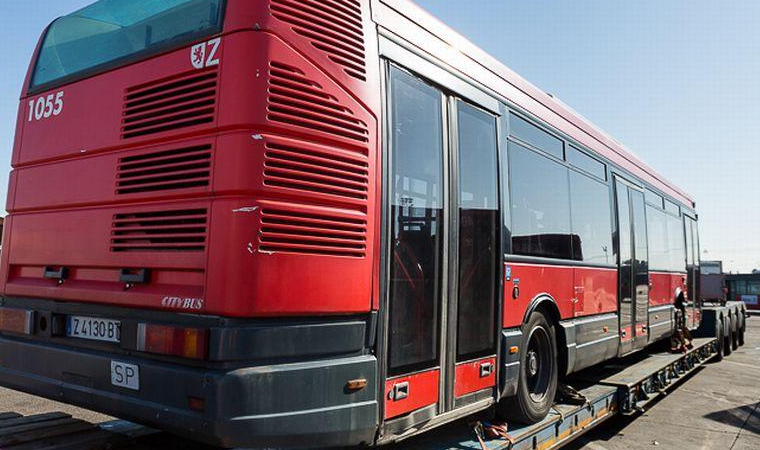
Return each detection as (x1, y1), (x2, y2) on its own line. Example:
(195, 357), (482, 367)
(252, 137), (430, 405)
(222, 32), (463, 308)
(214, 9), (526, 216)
(31, 0), (224, 91)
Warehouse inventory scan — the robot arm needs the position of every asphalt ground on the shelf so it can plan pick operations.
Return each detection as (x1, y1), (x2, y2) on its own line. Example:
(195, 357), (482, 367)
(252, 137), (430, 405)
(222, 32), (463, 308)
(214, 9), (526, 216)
(0, 319), (757, 449)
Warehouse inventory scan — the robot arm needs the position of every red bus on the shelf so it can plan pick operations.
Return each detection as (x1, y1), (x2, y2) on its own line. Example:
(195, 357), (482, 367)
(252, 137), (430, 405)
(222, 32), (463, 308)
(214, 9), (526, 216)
(0, 0), (702, 447)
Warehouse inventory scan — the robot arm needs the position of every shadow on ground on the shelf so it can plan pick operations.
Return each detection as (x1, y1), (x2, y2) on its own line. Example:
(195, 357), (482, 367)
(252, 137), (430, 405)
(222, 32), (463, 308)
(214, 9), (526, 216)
(704, 402), (760, 435)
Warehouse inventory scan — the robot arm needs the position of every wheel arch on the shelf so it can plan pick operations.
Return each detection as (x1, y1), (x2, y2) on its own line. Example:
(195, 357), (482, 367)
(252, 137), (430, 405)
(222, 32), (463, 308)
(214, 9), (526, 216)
(523, 294), (568, 377)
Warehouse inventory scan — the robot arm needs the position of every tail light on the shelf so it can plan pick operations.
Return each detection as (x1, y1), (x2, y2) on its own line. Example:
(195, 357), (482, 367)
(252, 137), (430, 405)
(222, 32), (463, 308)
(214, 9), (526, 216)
(137, 323), (208, 360)
(0, 308), (34, 335)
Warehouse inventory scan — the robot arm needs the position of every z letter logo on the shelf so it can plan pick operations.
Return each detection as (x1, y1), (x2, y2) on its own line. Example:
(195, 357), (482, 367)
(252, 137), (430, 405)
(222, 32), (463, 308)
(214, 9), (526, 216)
(191, 38), (221, 69)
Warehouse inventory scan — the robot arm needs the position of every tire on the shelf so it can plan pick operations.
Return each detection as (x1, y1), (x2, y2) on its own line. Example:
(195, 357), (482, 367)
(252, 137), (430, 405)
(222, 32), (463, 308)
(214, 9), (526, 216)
(739, 322), (746, 347)
(732, 331), (739, 350)
(497, 310), (558, 424)
(724, 322), (732, 357)
(714, 319), (724, 362)
(730, 314), (739, 351)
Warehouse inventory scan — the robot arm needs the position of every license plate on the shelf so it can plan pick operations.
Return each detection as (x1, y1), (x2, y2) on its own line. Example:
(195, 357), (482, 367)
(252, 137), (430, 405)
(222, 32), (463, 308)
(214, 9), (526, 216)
(66, 316), (121, 343)
(111, 361), (139, 391)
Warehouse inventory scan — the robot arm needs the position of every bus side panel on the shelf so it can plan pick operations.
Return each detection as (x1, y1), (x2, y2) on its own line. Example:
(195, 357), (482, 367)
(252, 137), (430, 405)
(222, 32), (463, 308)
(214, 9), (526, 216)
(573, 267), (618, 316)
(650, 272), (676, 306)
(503, 263), (618, 328)
(503, 262), (574, 328)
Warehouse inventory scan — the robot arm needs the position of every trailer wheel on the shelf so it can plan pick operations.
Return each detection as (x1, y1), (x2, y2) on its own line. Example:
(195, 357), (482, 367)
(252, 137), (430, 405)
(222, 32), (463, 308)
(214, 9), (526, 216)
(497, 310), (558, 424)
(738, 319), (746, 347)
(732, 325), (740, 350)
(724, 319), (732, 356)
(714, 318), (724, 362)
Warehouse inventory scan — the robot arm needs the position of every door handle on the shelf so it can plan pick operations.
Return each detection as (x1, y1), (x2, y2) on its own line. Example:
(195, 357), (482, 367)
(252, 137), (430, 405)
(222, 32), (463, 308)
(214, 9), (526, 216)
(480, 362), (494, 378)
(389, 382), (409, 401)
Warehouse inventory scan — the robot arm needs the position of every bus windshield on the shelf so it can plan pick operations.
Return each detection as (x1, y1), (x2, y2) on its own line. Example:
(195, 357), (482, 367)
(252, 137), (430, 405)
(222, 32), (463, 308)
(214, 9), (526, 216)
(31, 0), (224, 90)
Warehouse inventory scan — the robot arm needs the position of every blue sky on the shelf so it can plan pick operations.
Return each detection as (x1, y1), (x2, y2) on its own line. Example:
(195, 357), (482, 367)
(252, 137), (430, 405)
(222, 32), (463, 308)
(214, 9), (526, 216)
(0, 0), (758, 272)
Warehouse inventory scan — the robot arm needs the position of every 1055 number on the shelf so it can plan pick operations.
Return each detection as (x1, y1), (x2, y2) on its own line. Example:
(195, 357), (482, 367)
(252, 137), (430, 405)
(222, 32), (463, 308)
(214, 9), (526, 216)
(28, 91), (64, 122)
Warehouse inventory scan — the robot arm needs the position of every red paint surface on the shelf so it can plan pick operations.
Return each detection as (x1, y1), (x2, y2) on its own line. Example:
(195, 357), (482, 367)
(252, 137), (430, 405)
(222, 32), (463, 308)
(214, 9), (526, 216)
(454, 356), (497, 397)
(2, 1), (382, 318)
(573, 267), (618, 316)
(384, 369), (439, 419)
(503, 262), (574, 328)
(504, 262), (618, 327)
(649, 272), (685, 307)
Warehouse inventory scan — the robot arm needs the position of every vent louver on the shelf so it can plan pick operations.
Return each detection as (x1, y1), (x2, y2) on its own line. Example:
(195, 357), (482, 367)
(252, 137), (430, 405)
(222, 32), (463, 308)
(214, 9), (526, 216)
(111, 209), (208, 252)
(259, 209), (367, 258)
(116, 145), (212, 194)
(121, 68), (218, 139)
(270, 0), (367, 81)
(264, 141), (368, 200)
(268, 62), (369, 143)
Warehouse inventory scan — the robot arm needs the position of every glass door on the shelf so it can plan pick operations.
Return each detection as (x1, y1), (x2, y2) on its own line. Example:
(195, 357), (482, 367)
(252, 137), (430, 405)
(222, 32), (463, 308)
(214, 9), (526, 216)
(684, 215), (700, 328)
(385, 66), (447, 420)
(384, 66), (501, 422)
(615, 177), (650, 355)
(450, 101), (500, 407)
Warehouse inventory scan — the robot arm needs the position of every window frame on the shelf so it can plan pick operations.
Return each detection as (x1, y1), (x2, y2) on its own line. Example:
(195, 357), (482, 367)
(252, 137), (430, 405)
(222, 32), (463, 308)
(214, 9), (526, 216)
(568, 144), (608, 181)
(508, 112), (565, 161)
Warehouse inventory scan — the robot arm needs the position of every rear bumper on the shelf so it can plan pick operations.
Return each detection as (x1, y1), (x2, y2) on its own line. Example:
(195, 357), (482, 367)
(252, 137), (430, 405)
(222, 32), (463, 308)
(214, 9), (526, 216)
(0, 336), (378, 448)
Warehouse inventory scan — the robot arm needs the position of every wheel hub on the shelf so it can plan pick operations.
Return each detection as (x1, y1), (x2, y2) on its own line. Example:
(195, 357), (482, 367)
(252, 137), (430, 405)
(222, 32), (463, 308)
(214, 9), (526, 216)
(528, 350), (538, 376)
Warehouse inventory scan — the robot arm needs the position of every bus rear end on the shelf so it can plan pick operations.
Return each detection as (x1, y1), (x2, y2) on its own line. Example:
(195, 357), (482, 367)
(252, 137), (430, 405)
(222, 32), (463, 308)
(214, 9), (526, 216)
(0, 0), (381, 447)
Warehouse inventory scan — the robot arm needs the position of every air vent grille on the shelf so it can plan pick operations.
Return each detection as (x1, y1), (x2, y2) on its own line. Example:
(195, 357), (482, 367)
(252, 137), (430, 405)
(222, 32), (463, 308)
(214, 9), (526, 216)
(264, 141), (368, 200)
(259, 209), (367, 258)
(111, 209), (208, 252)
(116, 145), (212, 194)
(121, 68), (218, 139)
(268, 62), (369, 143)
(271, 0), (367, 81)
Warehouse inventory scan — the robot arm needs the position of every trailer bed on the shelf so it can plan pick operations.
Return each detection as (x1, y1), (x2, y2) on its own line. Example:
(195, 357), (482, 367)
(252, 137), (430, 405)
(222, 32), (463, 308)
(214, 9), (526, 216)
(394, 336), (718, 450)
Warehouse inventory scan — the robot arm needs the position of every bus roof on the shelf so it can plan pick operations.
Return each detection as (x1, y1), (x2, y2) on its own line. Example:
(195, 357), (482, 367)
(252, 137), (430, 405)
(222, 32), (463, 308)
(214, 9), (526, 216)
(379, 0), (694, 208)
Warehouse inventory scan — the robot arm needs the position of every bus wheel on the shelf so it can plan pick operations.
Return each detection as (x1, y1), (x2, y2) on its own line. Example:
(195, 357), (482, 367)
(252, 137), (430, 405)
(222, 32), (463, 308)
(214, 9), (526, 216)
(497, 310), (558, 424)
(714, 318), (724, 362)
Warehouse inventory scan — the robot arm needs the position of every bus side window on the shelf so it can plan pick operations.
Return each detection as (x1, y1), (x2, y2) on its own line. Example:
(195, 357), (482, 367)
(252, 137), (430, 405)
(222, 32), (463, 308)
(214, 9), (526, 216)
(509, 142), (573, 260)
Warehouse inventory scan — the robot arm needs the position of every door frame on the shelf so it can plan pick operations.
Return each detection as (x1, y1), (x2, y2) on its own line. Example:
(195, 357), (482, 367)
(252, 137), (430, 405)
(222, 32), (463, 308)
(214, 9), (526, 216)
(613, 174), (649, 356)
(378, 58), (504, 436)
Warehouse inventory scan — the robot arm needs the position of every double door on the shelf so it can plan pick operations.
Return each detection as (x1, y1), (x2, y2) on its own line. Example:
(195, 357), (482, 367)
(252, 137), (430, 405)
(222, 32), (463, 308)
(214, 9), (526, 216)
(383, 65), (501, 421)
(684, 215), (700, 329)
(615, 177), (650, 355)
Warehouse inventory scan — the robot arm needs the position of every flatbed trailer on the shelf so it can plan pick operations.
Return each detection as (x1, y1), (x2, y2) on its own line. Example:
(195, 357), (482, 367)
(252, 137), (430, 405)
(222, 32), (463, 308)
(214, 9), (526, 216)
(393, 336), (720, 450)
